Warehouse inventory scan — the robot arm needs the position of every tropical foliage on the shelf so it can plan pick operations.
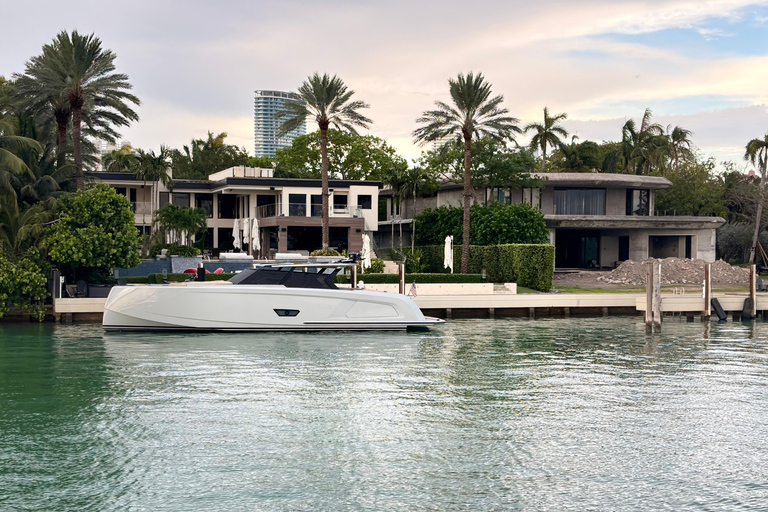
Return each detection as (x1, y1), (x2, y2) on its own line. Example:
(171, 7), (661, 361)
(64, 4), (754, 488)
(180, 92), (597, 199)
(414, 72), (520, 273)
(170, 132), (249, 179)
(46, 184), (140, 282)
(152, 203), (208, 246)
(277, 73), (371, 249)
(275, 130), (405, 181)
(525, 107), (568, 172)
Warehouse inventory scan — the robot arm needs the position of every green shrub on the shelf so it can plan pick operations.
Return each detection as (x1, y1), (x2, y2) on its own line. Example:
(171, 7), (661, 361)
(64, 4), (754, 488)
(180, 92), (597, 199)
(0, 253), (49, 321)
(415, 243), (554, 291)
(311, 248), (341, 256)
(357, 257), (385, 274)
(336, 273), (484, 284)
(414, 203), (549, 246)
(148, 244), (200, 257)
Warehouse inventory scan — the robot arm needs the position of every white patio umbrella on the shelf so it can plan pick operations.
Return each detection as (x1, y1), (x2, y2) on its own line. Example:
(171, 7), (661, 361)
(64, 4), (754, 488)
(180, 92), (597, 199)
(242, 217), (250, 248)
(251, 217), (261, 253)
(444, 235), (454, 273)
(362, 233), (372, 270)
(232, 218), (241, 250)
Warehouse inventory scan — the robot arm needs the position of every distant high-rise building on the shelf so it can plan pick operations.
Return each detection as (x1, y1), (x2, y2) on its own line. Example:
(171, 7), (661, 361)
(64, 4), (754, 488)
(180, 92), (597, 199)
(254, 90), (305, 158)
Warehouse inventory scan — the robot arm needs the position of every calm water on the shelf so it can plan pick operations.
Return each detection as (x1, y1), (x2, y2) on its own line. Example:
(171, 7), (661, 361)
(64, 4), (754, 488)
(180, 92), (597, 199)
(1, 318), (767, 511)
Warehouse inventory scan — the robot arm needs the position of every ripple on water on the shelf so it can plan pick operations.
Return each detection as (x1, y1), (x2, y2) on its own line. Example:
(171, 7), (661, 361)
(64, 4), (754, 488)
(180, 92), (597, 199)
(1, 318), (768, 511)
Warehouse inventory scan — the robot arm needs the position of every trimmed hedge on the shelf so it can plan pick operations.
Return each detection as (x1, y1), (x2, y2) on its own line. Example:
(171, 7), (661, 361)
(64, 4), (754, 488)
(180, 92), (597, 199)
(335, 273), (484, 284)
(417, 244), (554, 291)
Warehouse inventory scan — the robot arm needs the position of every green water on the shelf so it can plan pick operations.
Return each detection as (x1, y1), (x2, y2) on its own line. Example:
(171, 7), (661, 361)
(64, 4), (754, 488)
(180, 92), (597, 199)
(1, 318), (767, 511)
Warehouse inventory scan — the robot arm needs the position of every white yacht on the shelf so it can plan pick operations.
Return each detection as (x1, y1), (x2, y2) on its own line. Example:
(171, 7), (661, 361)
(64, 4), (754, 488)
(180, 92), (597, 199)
(103, 261), (444, 332)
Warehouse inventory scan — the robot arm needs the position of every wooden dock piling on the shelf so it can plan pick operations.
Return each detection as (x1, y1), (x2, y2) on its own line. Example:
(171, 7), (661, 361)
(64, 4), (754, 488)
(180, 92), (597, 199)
(702, 263), (711, 321)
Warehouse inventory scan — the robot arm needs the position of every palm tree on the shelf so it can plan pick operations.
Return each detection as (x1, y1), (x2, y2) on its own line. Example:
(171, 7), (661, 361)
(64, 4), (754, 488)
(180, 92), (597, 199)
(0, 119), (42, 200)
(667, 125), (694, 169)
(276, 73), (371, 249)
(525, 107), (568, 172)
(103, 144), (138, 172)
(0, 200), (50, 257)
(15, 31), (140, 189)
(413, 72), (520, 273)
(136, 146), (172, 232)
(745, 134), (768, 263)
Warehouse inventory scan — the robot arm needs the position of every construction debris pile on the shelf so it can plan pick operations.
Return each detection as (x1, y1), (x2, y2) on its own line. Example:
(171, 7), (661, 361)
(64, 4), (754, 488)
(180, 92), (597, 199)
(596, 258), (750, 286)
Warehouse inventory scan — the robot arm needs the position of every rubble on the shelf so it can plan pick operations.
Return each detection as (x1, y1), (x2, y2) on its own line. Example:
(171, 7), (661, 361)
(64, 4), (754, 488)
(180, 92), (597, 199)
(596, 258), (749, 286)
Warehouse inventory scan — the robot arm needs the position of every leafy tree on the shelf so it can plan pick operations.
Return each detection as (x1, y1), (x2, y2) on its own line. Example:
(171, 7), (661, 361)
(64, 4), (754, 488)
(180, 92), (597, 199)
(275, 130), (404, 181)
(246, 155), (274, 169)
(45, 183), (140, 281)
(413, 72), (520, 273)
(745, 134), (768, 263)
(420, 138), (538, 195)
(550, 138), (601, 172)
(170, 132), (249, 179)
(667, 125), (694, 169)
(525, 107), (568, 172)
(15, 31), (140, 189)
(654, 159), (727, 217)
(277, 73), (372, 249)
(153, 203), (208, 246)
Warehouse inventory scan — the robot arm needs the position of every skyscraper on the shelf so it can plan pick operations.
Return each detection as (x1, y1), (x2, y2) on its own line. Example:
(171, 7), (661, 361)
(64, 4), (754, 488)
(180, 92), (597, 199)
(253, 90), (306, 158)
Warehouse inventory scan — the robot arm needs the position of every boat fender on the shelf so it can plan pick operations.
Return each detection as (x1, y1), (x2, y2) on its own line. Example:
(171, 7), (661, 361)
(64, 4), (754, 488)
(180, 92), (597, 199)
(742, 297), (754, 320)
(711, 298), (727, 321)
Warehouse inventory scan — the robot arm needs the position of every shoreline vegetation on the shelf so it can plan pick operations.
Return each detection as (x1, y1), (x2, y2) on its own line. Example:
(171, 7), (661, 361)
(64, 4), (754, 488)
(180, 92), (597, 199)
(1, 30), (767, 320)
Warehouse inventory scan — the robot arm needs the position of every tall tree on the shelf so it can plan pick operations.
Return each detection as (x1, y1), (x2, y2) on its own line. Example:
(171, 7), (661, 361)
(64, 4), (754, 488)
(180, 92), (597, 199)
(525, 107), (568, 172)
(275, 129), (405, 180)
(276, 73), (371, 249)
(170, 132), (249, 179)
(667, 125), (694, 169)
(136, 146), (172, 232)
(745, 134), (768, 263)
(102, 143), (138, 172)
(16, 31), (139, 189)
(413, 72), (520, 273)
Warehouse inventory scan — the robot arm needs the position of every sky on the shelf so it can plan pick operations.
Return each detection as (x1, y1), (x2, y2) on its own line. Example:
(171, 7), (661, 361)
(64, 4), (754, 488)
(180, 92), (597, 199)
(2, 0), (768, 170)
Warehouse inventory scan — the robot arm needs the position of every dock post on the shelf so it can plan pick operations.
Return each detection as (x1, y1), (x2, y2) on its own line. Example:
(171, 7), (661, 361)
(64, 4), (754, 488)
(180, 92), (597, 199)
(489, 308), (495, 320)
(351, 264), (358, 289)
(702, 263), (711, 321)
(398, 263), (405, 294)
(564, 307), (570, 319)
(750, 264), (757, 318)
(645, 262), (654, 331)
(652, 260), (662, 332)
(529, 307), (535, 319)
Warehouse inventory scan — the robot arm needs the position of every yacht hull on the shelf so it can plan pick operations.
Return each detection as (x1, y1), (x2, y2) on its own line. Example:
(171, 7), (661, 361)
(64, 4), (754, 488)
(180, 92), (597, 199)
(103, 285), (443, 332)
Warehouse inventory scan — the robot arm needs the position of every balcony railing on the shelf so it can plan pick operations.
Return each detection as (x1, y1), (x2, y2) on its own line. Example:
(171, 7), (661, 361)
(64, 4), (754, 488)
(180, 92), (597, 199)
(130, 202), (153, 214)
(256, 203), (366, 218)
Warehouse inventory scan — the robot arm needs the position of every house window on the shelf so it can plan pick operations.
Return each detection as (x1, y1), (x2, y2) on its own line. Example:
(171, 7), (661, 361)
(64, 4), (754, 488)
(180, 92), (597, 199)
(218, 194), (236, 219)
(289, 194), (306, 216)
(378, 197), (387, 221)
(357, 194), (372, 209)
(172, 192), (190, 208)
(311, 195), (322, 217)
(159, 192), (169, 209)
(333, 194), (348, 210)
(195, 193), (214, 218)
(522, 187), (541, 209)
(626, 189), (650, 216)
(553, 188), (605, 215)
(115, 187), (126, 197)
(490, 187), (510, 204)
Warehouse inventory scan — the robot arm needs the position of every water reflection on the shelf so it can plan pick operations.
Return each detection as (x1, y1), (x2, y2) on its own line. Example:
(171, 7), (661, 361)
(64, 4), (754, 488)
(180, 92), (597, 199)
(1, 318), (767, 511)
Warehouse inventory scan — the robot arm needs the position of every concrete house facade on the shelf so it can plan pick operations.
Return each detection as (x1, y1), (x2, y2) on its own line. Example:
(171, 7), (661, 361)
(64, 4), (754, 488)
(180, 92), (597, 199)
(378, 173), (725, 268)
(86, 166), (380, 257)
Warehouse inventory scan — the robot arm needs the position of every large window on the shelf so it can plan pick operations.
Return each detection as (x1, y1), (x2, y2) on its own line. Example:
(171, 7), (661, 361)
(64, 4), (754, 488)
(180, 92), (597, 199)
(333, 194), (348, 210)
(195, 193), (214, 218)
(218, 194), (236, 219)
(522, 187), (541, 209)
(553, 188), (605, 215)
(311, 195), (322, 217)
(626, 189), (650, 216)
(289, 194), (306, 216)
(172, 192), (190, 208)
(357, 194), (372, 209)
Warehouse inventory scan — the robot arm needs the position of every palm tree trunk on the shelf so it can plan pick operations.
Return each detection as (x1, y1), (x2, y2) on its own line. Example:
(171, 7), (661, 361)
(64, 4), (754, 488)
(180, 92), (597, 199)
(461, 134), (472, 274)
(55, 110), (69, 172)
(320, 126), (330, 249)
(750, 163), (767, 263)
(540, 146), (547, 173)
(72, 106), (84, 190)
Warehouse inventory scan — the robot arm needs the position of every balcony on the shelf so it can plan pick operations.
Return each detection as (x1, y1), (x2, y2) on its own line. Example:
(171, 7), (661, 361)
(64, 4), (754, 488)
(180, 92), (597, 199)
(256, 203), (364, 218)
